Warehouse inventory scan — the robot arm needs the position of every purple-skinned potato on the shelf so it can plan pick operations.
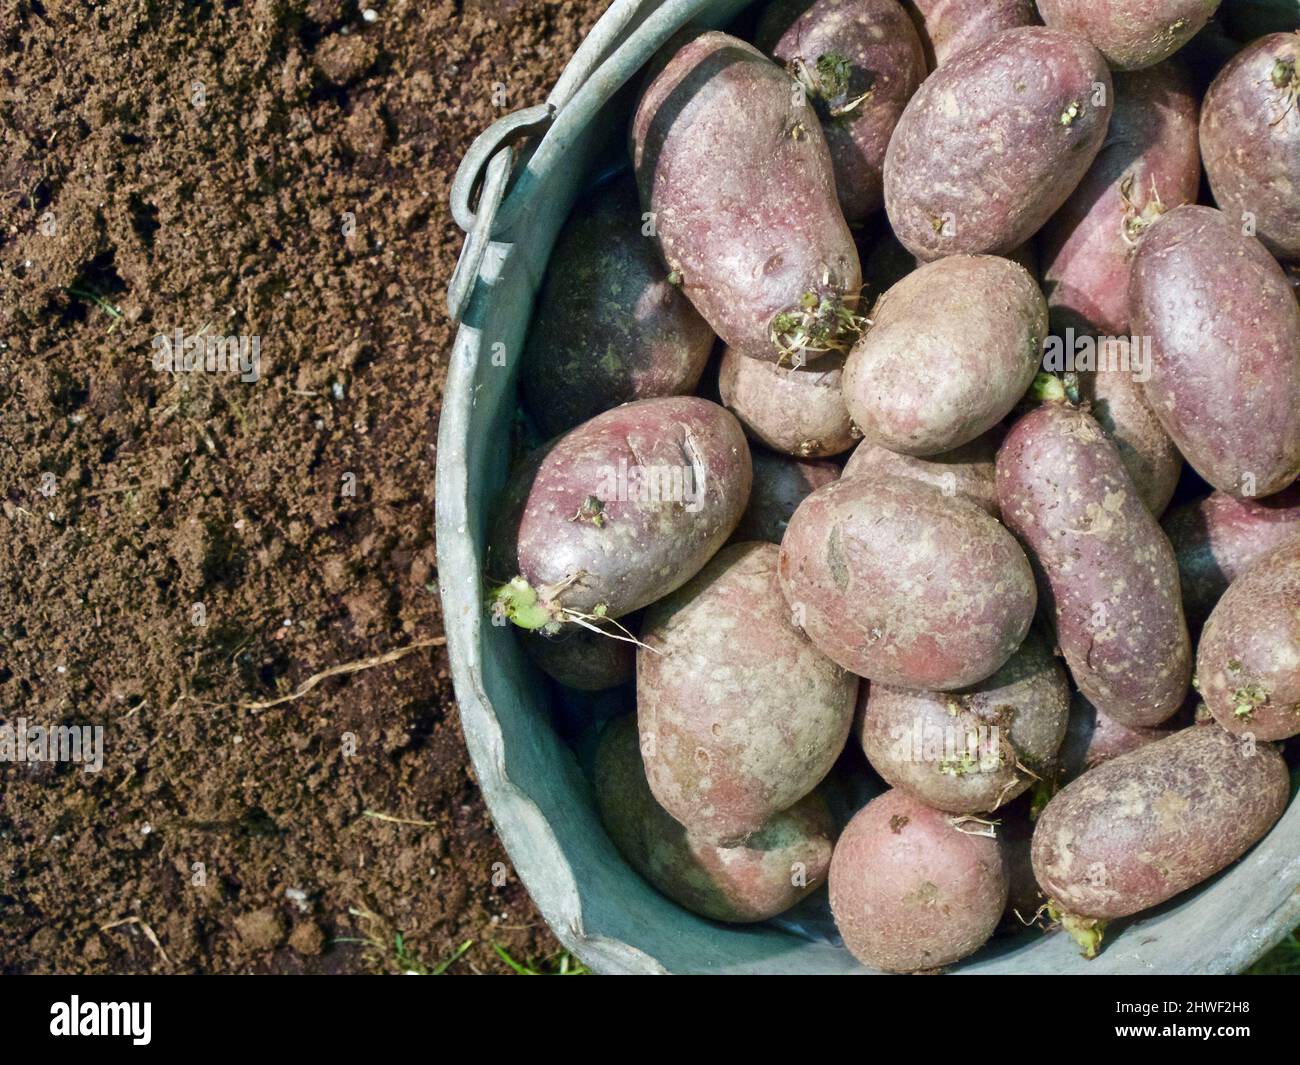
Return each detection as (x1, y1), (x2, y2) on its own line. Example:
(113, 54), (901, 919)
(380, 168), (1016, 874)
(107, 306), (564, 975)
(1197, 540), (1300, 741)
(997, 403), (1191, 727)
(883, 27), (1111, 260)
(595, 716), (836, 922)
(1032, 724), (1288, 957)
(830, 789), (1008, 971)
(1129, 205), (1300, 498)
(900, 0), (1038, 68)
(632, 31), (862, 363)
(779, 476), (1036, 689)
(718, 346), (859, 458)
(1039, 60), (1200, 337)
(638, 542), (858, 845)
(488, 397), (751, 627)
(1201, 33), (1300, 262)
(858, 628), (1070, 814)
(756, 0), (927, 224)
(521, 177), (714, 438)
(1163, 485), (1300, 631)
(841, 431), (1000, 516)
(1036, 0), (1223, 71)
(842, 255), (1045, 456)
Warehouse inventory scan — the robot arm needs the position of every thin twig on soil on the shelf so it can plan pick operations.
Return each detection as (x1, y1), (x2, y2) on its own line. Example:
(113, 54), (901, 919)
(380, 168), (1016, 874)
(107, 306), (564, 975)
(101, 916), (172, 966)
(239, 636), (447, 710)
(362, 810), (440, 828)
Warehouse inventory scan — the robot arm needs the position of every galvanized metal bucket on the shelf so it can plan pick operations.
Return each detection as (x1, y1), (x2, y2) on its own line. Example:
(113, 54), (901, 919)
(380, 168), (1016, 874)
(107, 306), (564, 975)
(436, 0), (1300, 973)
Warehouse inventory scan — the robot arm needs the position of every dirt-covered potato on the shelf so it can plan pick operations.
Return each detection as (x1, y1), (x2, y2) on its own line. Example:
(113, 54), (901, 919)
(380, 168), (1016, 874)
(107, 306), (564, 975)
(1201, 33), (1300, 262)
(1036, 0), (1223, 71)
(1040, 60), (1201, 337)
(717, 346), (858, 457)
(779, 476), (1036, 689)
(841, 432), (1000, 516)
(883, 28), (1111, 260)
(842, 255), (1046, 455)
(756, 0), (927, 224)
(633, 31), (861, 363)
(858, 628), (1070, 813)
(638, 542), (858, 845)
(489, 397), (751, 626)
(594, 717), (835, 922)
(520, 177), (714, 438)
(1074, 354), (1183, 516)
(1129, 205), (1300, 498)
(521, 623), (635, 691)
(1032, 725), (1289, 956)
(901, 0), (1038, 68)
(829, 789), (1008, 971)
(731, 450), (839, 543)
(1056, 690), (1185, 783)
(997, 404), (1191, 726)
(1197, 541), (1300, 740)
(1163, 485), (1300, 630)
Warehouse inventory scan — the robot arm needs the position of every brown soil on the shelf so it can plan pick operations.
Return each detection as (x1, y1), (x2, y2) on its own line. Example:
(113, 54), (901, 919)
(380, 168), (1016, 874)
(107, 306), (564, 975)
(0, 0), (603, 974)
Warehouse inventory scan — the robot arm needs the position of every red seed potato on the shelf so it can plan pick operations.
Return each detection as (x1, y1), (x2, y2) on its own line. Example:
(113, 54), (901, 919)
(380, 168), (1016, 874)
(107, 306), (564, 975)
(1036, 0), (1223, 71)
(997, 404), (1192, 727)
(900, 0), (1039, 68)
(858, 628), (1070, 814)
(488, 397), (751, 626)
(1129, 205), (1300, 498)
(1074, 354), (1184, 516)
(1163, 485), (1300, 630)
(1032, 725), (1289, 956)
(730, 450), (840, 543)
(1039, 60), (1201, 337)
(842, 255), (1047, 455)
(632, 31), (862, 363)
(1056, 690), (1185, 784)
(883, 27), (1112, 261)
(829, 789), (1009, 971)
(841, 432), (1000, 517)
(717, 346), (859, 457)
(1201, 33), (1300, 262)
(520, 178), (715, 438)
(755, 0), (927, 224)
(522, 623), (635, 691)
(594, 716), (835, 922)
(638, 542), (859, 845)
(1197, 541), (1300, 740)
(778, 476), (1037, 689)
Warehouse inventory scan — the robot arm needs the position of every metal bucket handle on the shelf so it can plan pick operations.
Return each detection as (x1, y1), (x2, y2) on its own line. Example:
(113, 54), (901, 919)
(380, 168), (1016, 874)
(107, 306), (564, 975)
(446, 104), (553, 321)
(446, 0), (660, 320)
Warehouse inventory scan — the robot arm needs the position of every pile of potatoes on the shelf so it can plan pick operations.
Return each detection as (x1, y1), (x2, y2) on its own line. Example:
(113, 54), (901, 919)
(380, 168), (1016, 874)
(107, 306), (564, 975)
(489, 0), (1300, 972)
